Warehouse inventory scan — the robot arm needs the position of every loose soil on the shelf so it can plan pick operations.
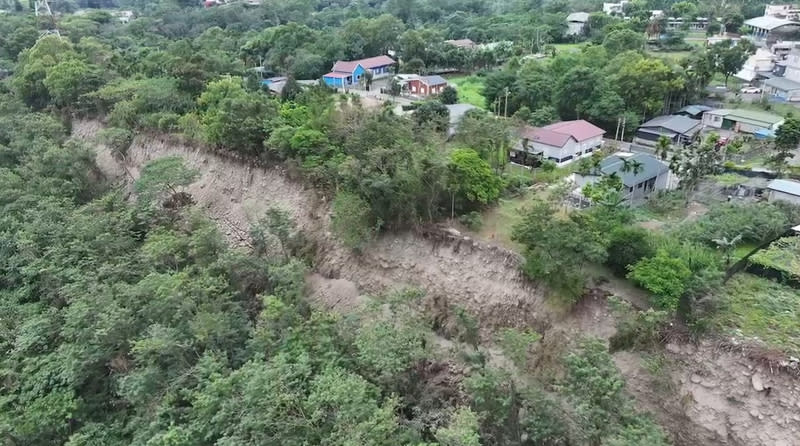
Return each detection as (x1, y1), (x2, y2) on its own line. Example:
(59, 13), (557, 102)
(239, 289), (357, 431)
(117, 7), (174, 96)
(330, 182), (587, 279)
(73, 120), (800, 446)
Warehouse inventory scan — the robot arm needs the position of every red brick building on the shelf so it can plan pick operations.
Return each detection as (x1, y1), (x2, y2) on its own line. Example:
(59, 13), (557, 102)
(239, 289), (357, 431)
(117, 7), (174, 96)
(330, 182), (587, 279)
(406, 75), (449, 96)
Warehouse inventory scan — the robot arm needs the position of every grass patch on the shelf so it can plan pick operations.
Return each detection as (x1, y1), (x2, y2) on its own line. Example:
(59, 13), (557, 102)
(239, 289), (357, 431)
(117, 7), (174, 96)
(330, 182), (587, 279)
(446, 75), (486, 109)
(646, 50), (692, 62)
(732, 242), (758, 260)
(552, 43), (585, 53)
(722, 100), (799, 118)
(708, 274), (800, 355)
(474, 163), (575, 248)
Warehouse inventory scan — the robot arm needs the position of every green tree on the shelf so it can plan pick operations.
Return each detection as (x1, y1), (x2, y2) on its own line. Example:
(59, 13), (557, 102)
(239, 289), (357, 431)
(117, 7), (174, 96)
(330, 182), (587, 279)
(447, 148), (503, 216)
(135, 156), (200, 205)
(413, 100), (450, 132)
(440, 85), (459, 104)
(771, 113), (800, 173)
(603, 29), (645, 56)
(606, 227), (654, 276)
(708, 39), (755, 87)
(436, 407), (482, 446)
(196, 76), (277, 154)
(331, 190), (378, 251)
(42, 58), (103, 110)
(512, 200), (607, 302)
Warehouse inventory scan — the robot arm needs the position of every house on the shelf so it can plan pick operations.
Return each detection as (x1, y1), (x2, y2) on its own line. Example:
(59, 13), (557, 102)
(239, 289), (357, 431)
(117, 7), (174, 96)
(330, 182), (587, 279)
(767, 178), (800, 204)
(676, 105), (713, 120)
(603, 1), (628, 15)
(322, 55), (396, 88)
(575, 152), (673, 204)
(765, 4), (800, 20)
(444, 39), (477, 50)
(406, 75), (449, 96)
(763, 76), (800, 100)
(113, 10), (134, 24)
(634, 115), (702, 146)
(566, 12), (590, 36)
(743, 16), (800, 45)
(702, 109), (784, 133)
(512, 120), (605, 166)
(735, 48), (776, 82)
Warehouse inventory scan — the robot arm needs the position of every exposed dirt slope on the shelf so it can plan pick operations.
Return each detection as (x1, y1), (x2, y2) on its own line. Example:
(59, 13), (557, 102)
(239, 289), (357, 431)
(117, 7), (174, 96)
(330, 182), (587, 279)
(72, 120), (800, 446)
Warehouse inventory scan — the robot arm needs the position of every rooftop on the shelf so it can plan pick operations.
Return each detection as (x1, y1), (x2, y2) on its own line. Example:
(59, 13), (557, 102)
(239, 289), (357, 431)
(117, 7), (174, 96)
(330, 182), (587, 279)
(330, 55), (395, 73)
(743, 16), (800, 30)
(567, 12), (590, 22)
(520, 120), (605, 147)
(704, 108), (784, 125)
(420, 75), (448, 86)
(764, 76), (800, 90)
(598, 152), (670, 187)
(768, 178), (800, 196)
(678, 105), (713, 116)
(639, 115), (701, 134)
(444, 39), (476, 48)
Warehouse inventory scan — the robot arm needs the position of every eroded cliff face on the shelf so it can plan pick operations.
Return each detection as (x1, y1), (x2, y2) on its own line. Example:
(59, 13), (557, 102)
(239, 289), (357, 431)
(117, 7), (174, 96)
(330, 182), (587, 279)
(73, 120), (800, 446)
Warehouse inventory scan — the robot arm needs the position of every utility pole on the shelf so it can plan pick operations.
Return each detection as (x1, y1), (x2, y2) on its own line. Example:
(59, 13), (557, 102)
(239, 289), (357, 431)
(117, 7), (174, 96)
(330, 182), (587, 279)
(621, 116), (627, 142)
(615, 117), (621, 140)
(504, 87), (509, 117)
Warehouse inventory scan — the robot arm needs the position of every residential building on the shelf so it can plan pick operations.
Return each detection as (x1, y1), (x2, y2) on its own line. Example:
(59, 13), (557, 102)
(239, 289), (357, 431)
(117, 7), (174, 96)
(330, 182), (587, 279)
(406, 75), (449, 96)
(444, 39), (477, 50)
(676, 105), (713, 120)
(736, 48), (776, 82)
(634, 115), (702, 146)
(322, 55), (395, 88)
(603, 1), (628, 15)
(513, 120), (605, 166)
(702, 108), (785, 133)
(765, 4), (800, 20)
(566, 12), (590, 35)
(743, 16), (800, 46)
(575, 152), (673, 204)
(763, 76), (800, 100)
(767, 178), (800, 204)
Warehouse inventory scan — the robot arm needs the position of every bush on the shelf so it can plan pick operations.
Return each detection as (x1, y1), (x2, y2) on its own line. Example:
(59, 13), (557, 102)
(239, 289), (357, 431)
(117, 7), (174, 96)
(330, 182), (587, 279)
(501, 171), (533, 196)
(608, 297), (669, 351)
(439, 85), (458, 105)
(458, 211), (483, 231)
(680, 202), (794, 246)
(606, 227), (654, 276)
(331, 190), (378, 251)
(627, 250), (692, 311)
(97, 127), (132, 158)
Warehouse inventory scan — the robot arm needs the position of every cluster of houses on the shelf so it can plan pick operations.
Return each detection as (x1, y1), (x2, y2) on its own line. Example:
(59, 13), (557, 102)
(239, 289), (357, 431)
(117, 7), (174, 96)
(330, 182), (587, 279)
(510, 119), (676, 205)
(507, 101), (794, 206)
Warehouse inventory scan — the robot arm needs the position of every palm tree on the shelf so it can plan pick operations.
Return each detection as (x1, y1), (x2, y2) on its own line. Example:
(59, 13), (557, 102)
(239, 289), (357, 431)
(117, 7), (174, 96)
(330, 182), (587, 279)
(713, 234), (743, 266)
(620, 158), (644, 175)
(655, 136), (672, 160)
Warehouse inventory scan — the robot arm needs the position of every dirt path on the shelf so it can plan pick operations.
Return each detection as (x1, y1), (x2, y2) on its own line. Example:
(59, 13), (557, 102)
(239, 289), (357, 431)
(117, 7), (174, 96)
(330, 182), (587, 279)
(72, 120), (800, 446)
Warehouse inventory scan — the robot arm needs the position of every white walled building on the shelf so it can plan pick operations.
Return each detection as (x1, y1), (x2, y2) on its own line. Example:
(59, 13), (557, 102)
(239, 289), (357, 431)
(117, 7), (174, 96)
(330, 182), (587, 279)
(513, 120), (605, 166)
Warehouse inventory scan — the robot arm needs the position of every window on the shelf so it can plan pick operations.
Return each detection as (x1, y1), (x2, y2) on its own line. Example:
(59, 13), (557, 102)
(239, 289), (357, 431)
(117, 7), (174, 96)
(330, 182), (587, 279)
(585, 147), (593, 153)
(560, 155), (573, 162)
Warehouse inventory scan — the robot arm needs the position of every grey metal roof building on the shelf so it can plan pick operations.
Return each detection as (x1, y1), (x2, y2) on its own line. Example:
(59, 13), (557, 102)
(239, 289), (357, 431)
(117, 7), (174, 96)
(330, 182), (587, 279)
(598, 153), (670, 187)
(635, 115), (701, 144)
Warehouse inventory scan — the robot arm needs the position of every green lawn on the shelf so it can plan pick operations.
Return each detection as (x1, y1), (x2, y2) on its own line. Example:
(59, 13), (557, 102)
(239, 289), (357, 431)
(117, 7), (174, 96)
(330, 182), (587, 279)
(553, 43), (586, 54)
(646, 50), (692, 62)
(708, 274), (800, 355)
(446, 75), (486, 109)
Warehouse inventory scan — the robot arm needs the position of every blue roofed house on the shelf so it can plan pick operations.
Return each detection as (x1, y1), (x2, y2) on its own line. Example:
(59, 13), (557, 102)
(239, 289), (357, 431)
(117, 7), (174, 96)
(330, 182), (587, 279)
(322, 55), (396, 88)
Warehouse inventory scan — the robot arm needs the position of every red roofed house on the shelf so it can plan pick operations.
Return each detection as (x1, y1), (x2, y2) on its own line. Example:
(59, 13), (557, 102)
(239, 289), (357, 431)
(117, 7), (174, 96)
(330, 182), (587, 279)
(406, 75), (449, 96)
(322, 55), (396, 88)
(511, 120), (605, 166)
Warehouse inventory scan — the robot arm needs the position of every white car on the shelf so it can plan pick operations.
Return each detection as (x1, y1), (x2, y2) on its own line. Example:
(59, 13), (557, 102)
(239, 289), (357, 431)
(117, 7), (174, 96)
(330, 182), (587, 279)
(740, 86), (762, 94)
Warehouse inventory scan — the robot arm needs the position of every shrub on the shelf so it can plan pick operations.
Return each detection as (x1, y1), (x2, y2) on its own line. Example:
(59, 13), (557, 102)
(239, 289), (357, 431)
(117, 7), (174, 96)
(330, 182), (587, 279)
(608, 297), (669, 351)
(458, 211), (483, 231)
(331, 190), (378, 251)
(606, 227), (654, 276)
(627, 250), (692, 311)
